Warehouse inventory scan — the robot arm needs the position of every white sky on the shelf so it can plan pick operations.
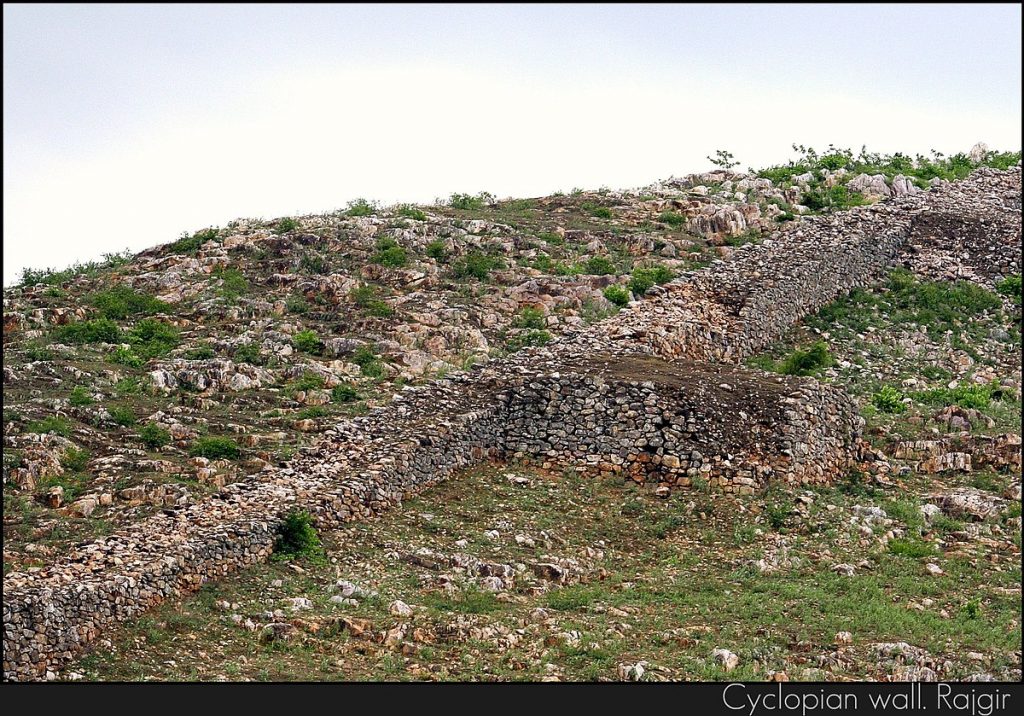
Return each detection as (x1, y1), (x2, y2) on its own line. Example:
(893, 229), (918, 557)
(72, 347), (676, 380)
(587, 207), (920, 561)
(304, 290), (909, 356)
(4, 3), (1021, 285)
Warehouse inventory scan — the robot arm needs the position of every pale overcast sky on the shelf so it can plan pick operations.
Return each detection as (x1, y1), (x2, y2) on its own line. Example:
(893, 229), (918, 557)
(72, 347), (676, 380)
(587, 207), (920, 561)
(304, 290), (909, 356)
(4, 3), (1021, 285)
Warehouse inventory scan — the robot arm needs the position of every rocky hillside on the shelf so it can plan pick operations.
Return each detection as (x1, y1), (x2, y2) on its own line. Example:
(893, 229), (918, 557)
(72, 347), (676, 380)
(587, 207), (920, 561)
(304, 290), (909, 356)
(3, 145), (1021, 682)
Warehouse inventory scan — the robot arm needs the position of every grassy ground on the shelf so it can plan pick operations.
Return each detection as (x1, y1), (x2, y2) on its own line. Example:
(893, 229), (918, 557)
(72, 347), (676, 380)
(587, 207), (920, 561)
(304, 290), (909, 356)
(73, 458), (1020, 682)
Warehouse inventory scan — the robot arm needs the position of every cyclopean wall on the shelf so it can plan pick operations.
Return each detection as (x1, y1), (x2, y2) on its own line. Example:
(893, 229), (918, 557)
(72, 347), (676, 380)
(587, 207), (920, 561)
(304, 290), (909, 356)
(3, 167), (1020, 681)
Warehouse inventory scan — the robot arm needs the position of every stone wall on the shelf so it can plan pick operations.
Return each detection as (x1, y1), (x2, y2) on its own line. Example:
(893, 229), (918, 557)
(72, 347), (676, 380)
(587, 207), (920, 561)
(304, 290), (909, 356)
(504, 356), (861, 492)
(3, 167), (1020, 681)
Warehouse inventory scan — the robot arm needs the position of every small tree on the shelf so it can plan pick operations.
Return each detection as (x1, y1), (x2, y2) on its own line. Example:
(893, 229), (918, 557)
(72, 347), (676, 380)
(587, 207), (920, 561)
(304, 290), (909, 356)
(707, 149), (740, 170)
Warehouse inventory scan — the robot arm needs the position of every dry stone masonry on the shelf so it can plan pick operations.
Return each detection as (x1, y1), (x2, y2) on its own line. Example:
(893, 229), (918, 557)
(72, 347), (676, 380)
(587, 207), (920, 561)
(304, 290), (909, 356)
(3, 167), (1020, 680)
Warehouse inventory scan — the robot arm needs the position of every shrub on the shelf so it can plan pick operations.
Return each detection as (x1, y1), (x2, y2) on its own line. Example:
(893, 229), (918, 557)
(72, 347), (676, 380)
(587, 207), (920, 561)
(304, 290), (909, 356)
(276, 217), (298, 233)
(425, 240), (448, 261)
(69, 386), (95, 407)
(887, 538), (934, 558)
(507, 329), (552, 350)
(583, 256), (616, 275)
(90, 286), (169, 320)
(516, 307), (546, 329)
(292, 329), (323, 355)
(581, 202), (612, 219)
(185, 345), (216, 360)
(603, 285), (631, 307)
(115, 377), (142, 396)
(397, 204), (427, 221)
(189, 436), (241, 460)
(297, 406), (328, 420)
(449, 192), (493, 210)
(127, 318), (180, 358)
(996, 274), (1021, 305)
(913, 381), (1002, 410)
(289, 371), (326, 392)
(111, 346), (145, 368)
(26, 416), (73, 437)
(60, 447), (91, 472)
(273, 510), (324, 560)
(350, 284), (394, 317)
(345, 198), (378, 217)
(212, 267), (249, 299)
(108, 405), (137, 427)
(452, 251), (504, 281)
(352, 345), (384, 378)
(331, 384), (360, 403)
(55, 318), (123, 344)
(138, 423), (172, 449)
(961, 599), (981, 620)
(871, 386), (907, 414)
(285, 295), (309, 314)
(233, 343), (264, 365)
(372, 237), (408, 268)
(298, 253), (329, 274)
(801, 185), (867, 212)
(169, 228), (219, 254)
(658, 211), (687, 228)
(779, 341), (832, 376)
(628, 265), (675, 295)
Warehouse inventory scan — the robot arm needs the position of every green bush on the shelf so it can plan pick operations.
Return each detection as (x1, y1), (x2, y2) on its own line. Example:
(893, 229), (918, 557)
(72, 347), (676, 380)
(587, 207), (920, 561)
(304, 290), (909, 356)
(285, 296), (309, 314)
(350, 284), (394, 317)
(515, 307), (546, 329)
(276, 217), (298, 233)
(779, 341), (832, 376)
(138, 423), (172, 449)
(289, 371), (326, 392)
(189, 436), (241, 460)
(60, 447), (91, 472)
(372, 237), (408, 268)
(452, 251), (505, 281)
(603, 285), (631, 307)
(397, 204), (427, 221)
(581, 202), (613, 219)
(507, 329), (552, 350)
(996, 274), (1021, 305)
(212, 267), (249, 299)
(331, 384), (360, 403)
(292, 329), (323, 355)
(658, 211), (687, 228)
(583, 256), (616, 275)
(169, 228), (219, 254)
(69, 386), (95, 407)
(55, 318), (123, 344)
(346, 198), (378, 217)
(233, 343), (264, 365)
(913, 381), (1002, 410)
(90, 286), (169, 320)
(127, 318), (180, 359)
(887, 538), (934, 558)
(185, 345), (216, 360)
(628, 265), (675, 295)
(298, 252), (329, 274)
(352, 345), (384, 379)
(801, 185), (868, 212)
(26, 416), (73, 437)
(111, 346), (145, 367)
(871, 386), (907, 414)
(449, 192), (493, 210)
(425, 240), (448, 261)
(108, 405), (137, 427)
(273, 510), (324, 561)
